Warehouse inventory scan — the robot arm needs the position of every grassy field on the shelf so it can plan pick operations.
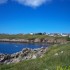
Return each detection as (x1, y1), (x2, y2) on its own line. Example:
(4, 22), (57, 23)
(0, 43), (70, 70)
(0, 34), (69, 40)
(0, 34), (49, 39)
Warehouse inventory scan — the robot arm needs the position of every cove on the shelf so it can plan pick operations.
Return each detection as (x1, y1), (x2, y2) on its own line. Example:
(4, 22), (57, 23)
(0, 42), (48, 54)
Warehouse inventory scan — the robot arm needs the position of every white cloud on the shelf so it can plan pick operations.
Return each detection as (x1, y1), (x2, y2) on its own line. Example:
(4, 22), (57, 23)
(0, 0), (8, 4)
(14, 0), (51, 8)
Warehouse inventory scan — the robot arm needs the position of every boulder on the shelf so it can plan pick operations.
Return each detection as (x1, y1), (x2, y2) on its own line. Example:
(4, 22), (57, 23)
(32, 55), (36, 59)
(34, 38), (41, 43)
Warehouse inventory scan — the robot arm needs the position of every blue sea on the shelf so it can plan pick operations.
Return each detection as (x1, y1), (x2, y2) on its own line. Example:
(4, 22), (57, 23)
(0, 42), (47, 54)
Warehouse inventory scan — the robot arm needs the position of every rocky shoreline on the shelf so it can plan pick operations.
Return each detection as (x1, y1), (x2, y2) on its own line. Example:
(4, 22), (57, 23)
(0, 38), (68, 64)
(0, 47), (48, 64)
(0, 38), (68, 44)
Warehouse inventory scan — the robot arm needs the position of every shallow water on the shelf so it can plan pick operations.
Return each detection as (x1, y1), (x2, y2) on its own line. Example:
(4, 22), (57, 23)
(0, 42), (47, 54)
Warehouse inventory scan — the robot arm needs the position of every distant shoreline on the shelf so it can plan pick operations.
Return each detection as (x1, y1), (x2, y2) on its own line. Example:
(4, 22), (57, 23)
(0, 38), (69, 44)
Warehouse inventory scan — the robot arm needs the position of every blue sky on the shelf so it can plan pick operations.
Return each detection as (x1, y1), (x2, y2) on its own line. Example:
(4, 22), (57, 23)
(0, 0), (70, 34)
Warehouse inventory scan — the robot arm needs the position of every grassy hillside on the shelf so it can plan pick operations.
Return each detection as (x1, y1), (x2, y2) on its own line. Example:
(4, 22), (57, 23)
(0, 43), (70, 70)
(0, 34), (48, 39)
(0, 34), (67, 40)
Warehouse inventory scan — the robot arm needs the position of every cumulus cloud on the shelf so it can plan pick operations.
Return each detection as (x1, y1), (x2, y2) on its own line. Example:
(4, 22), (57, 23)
(14, 0), (51, 8)
(0, 0), (8, 4)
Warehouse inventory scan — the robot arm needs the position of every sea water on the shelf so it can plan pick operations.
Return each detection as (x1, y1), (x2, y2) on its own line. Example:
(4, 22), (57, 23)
(0, 42), (47, 54)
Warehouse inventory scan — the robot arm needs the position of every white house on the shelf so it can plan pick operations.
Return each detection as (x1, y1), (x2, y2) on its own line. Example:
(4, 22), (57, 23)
(61, 33), (68, 37)
(30, 33), (33, 35)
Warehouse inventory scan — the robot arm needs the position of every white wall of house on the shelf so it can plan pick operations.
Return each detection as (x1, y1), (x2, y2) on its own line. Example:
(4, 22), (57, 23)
(30, 33), (33, 35)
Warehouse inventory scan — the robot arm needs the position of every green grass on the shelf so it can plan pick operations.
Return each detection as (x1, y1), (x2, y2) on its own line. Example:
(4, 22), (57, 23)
(0, 34), (48, 39)
(0, 43), (70, 70)
(0, 34), (66, 40)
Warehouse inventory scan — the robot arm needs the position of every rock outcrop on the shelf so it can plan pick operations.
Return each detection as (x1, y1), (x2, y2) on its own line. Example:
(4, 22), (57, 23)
(0, 47), (48, 64)
(0, 38), (68, 44)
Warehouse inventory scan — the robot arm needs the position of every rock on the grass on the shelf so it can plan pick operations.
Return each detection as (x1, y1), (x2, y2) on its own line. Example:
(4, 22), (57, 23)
(54, 53), (58, 56)
(60, 51), (64, 54)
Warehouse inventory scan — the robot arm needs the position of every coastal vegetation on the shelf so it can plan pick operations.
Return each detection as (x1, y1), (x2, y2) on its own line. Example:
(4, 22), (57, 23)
(0, 43), (70, 70)
(0, 34), (70, 70)
(0, 34), (69, 44)
(0, 34), (68, 39)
